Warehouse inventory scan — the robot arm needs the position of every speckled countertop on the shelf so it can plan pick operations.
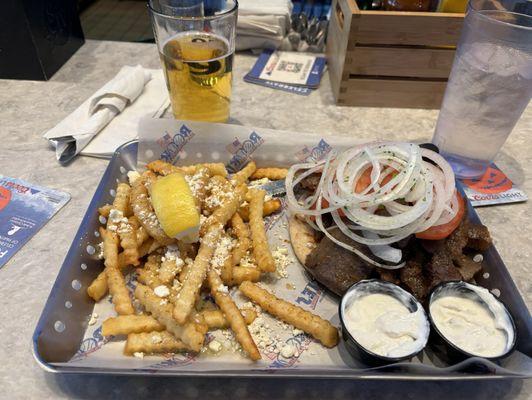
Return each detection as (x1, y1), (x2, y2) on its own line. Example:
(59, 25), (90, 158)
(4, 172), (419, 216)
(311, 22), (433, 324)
(0, 40), (530, 399)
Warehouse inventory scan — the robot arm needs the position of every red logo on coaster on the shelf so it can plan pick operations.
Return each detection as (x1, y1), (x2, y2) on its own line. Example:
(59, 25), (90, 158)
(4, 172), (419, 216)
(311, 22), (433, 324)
(462, 165), (513, 194)
(0, 186), (12, 211)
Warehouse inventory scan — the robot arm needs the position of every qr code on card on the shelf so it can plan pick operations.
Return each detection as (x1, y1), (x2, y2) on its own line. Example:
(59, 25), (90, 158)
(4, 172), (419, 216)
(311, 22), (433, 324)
(277, 61), (303, 73)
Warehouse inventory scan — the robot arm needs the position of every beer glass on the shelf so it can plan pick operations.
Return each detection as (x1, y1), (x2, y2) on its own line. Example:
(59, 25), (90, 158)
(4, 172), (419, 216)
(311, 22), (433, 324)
(149, 0), (238, 122)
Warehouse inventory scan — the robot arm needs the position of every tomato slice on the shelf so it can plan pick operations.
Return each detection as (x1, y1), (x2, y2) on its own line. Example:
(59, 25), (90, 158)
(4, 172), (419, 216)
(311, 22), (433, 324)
(355, 168), (373, 194)
(311, 197), (345, 218)
(415, 192), (465, 240)
(355, 167), (397, 194)
(310, 167), (397, 219)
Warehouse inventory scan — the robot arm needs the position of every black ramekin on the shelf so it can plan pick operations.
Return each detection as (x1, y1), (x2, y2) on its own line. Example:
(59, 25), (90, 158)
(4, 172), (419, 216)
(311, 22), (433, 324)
(427, 281), (517, 364)
(339, 279), (430, 366)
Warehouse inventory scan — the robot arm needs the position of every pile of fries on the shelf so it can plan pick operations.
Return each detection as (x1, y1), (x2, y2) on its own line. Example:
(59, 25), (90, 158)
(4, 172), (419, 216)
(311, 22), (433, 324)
(87, 160), (339, 360)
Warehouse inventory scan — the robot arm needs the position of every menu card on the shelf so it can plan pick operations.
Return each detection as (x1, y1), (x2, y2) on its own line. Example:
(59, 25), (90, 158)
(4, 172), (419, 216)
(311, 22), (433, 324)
(0, 176), (70, 268)
(244, 49), (326, 96)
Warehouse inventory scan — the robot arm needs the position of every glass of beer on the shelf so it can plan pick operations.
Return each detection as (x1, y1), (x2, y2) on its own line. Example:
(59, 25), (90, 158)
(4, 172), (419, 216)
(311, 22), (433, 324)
(149, 0), (237, 122)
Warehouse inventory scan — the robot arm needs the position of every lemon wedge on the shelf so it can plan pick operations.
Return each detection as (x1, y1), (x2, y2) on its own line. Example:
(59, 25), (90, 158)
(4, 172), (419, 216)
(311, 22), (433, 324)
(149, 172), (200, 243)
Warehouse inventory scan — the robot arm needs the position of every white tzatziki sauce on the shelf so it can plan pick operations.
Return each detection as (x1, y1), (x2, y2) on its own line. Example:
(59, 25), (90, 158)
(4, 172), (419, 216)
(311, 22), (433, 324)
(430, 286), (513, 358)
(344, 293), (428, 358)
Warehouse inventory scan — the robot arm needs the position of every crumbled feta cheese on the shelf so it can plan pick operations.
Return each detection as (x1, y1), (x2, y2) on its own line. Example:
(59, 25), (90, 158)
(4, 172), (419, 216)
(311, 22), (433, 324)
(280, 344), (296, 358)
(154, 285), (170, 298)
(108, 209), (132, 235)
(185, 168), (207, 198)
(248, 317), (275, 350)
(272, 246), (290, 279)
(151, 334), (162, 344)
(164, 245), (180, 261)
(208, 340), (222, 353)
(127, 170), (141, 185)
(217, 284), (229, 294)
(205, 179), (234, 211)
(109, 209), (125, 223)
(133, 352), (144, 359)
(239, 253), (256, 269)
(211, 235), (234, 273)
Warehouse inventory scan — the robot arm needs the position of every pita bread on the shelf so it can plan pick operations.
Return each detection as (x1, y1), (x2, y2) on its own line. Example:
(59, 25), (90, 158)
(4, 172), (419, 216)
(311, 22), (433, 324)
(288, 215), (317, 269)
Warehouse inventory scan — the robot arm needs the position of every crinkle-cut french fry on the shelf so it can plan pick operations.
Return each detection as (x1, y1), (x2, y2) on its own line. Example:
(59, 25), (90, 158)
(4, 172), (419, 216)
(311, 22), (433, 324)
(102, 224), (119, 272)
(137, 254), (182, 305)
(242, 308), (257, 325)
(250, 167), (288, 181)
(203, 175), (232, 215)
(98, 204), (112, 218)
(119, 221), (139, 266)
(208, 175), (230, 188)
(145, 253), (162, 273)
(112, 183), (131, 215)
(101, 227), (134, 315)
(239, 281), (339, 348)
(173, 225), (222, 324)
(248, 189), (275, 272)
(147, 160), (183, 176)
(135, 284), (205, 351)
(131, 171), (173, 245)
(231, 161), (257, 185)
(102, 315), (164, 336)
(136, 269), (180, 305)
(136, 268), (162, 288)
(147, 160), (228, 177)
(230, 266), (261, 285)
(208, 269), (261, 361)
(107, 183), (139, 266)
(125, 331), (187, 355)
(182, 163), (227, 177)
(159, 256), (183, 285)
(238, 198), (282, 222)
(200, 183), (247, 236)
(87, 238), (160, 302)
(200, 309), (257, 329)
(186, 166), (211, 210)
(87, 271), (108, 301)
(129, 216), (149, 246)
(121, 238), (159, 269)
(220, 250), (233, 285)
(137, 254), (162, 285)
(230, 213), (250, 265)
(178, 258), (193, 283)
(104, 182), (133, 311)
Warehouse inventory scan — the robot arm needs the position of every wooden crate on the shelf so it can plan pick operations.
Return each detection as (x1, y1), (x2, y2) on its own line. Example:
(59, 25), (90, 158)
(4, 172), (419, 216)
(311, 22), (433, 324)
(327, 0), (464, 109)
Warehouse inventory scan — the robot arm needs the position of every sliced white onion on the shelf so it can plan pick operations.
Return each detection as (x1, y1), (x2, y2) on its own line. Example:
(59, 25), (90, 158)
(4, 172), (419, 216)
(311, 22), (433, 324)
(285, 142), (458, 269)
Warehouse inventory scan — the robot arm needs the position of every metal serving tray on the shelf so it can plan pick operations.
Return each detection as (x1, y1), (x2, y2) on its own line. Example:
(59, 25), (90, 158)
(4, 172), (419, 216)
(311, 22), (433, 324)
(33, 140), (532, 379)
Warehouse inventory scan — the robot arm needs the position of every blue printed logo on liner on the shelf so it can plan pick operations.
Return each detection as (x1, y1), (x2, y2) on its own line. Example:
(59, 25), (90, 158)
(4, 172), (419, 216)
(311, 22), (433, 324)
(157, 124), (195, 164)
(226, 132), (264, 173)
